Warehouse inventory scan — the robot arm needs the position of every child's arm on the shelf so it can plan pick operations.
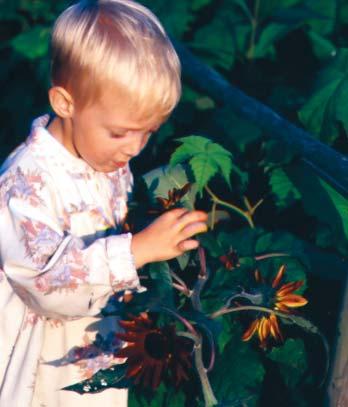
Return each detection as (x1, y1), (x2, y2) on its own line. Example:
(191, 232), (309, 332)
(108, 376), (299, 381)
(0, 168), (207, 321)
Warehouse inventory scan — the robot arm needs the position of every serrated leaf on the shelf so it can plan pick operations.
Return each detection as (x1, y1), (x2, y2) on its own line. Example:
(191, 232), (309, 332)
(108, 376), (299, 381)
(170, 136), (234, 194)
(267, 339), (307, 388)
(269, 168), (301, 208)
(190, 154), (218, 194)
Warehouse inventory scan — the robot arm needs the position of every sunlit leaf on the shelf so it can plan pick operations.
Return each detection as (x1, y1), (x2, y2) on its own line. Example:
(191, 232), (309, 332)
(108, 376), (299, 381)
(142, 164), (197, 210)
(170, 136), (234, 194)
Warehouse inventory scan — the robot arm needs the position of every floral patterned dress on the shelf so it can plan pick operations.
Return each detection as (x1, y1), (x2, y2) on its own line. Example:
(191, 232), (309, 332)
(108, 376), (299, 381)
(0, 115), (143, 406)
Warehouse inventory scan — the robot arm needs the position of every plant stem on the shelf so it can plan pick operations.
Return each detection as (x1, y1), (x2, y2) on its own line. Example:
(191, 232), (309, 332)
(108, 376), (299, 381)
(161, 307), (198, 336)
(191, 248), (209, 311)
(210, 304), (290, 320)
(178, 332), (218, 406)
(205, 186), (255, 228)
(210, 201), (217, 230)
(172, 283), (192, 297)
(247, 0), (261, 60)
(254, 253), (291, 261)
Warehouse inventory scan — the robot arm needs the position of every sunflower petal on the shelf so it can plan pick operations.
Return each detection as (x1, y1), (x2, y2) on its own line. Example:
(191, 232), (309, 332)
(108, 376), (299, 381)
(279, 294), (308, 308)
(272, 265), (286, 288)
(255, 269), (264, 283)
(258, 317), (270, 342)
(277, 280), (304, 297)
(269, 314), (283, 341)
(152, 361), (164, 389)
(242, 319), (259, 341)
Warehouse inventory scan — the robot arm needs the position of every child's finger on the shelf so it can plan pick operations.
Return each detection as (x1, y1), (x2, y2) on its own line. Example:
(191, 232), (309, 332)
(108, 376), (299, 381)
(176, 210), (208, 230)
(180, 221), (208, 240)
(177, 239), (200, 252)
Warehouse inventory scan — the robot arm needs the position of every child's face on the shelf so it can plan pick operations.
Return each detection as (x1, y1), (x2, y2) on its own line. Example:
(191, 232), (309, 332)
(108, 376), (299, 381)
(68, 87), (162, 173)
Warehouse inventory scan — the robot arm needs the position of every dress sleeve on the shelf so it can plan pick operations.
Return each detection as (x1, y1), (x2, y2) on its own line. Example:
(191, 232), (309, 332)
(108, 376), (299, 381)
(0, 168), (141, 320)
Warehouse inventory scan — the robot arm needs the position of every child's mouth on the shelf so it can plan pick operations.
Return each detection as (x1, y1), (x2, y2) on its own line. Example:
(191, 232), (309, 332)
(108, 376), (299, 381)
(114, 161), (127, 168)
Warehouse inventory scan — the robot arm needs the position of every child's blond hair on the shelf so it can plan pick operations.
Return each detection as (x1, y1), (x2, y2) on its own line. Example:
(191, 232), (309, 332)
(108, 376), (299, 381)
(51, 0), (181, 121)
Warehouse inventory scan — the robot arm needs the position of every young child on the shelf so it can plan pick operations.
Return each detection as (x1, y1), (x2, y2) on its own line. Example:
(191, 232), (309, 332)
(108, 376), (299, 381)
(0, 1), (208, 405)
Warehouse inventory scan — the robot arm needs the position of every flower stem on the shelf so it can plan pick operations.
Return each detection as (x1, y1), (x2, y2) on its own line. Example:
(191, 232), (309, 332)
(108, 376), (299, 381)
(247, 0), (260, 60)
(210, 304), (290, 320)
(161, 307), (198, 336)
(194, 333), (218, 406)
(205, 186), (257, 228)
(210, 201), (217, 230)
(191, 248), (209, 311)
(179, 332), (218, 406)
(255, 252), (291, 261)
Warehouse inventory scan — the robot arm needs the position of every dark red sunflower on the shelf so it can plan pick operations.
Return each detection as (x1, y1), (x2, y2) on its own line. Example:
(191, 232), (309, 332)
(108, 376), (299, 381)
(148, 183), (191, 214)
(116, 313), (193, 389)
(242, 265), (308, 348)
(219, 248), (240, 270)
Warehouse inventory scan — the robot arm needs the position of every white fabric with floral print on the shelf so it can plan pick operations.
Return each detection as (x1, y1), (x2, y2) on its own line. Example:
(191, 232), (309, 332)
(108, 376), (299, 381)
(0, 115), (143, 406)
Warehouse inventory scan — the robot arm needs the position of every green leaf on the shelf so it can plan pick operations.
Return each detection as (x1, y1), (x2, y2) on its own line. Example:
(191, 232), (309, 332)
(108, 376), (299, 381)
(140, 0), (193, 38)
(210, 327), (265, 405)
(298, 48), (348, 144)
(170, 136), (234, 195)
(304, 0), (336, 35)
(269, 168), (301, 209)
(287, 162), (348, 254)
(210, 108), (262, 153)
(142, 164), (197, 210)
(258, 0), (302, 21)
(267, 339), (307, 388)
(11, 26), (50, 59)
(148, 261), (172, 290)
(253, 23), (292, 59)
(62, 363), (130, 393)
(307, 30), (336, 61)
(129, 383), (185, 407)
(189, 155), (219, 193)
(192, 18), (235, 70)
(191, 0), (212, 10)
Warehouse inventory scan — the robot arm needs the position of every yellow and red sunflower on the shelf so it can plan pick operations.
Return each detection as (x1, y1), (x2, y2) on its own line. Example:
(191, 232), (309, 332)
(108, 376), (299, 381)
(242, 265), (308, 348)
(116, 313), (193, 389)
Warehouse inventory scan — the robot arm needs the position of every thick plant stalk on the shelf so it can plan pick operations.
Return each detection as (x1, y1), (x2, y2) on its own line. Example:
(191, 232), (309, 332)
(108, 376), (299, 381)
(173, 40), (348, 199)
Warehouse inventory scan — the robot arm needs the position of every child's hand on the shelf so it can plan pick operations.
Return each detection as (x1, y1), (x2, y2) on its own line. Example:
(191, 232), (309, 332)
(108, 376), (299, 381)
(131, 208), (208, 268)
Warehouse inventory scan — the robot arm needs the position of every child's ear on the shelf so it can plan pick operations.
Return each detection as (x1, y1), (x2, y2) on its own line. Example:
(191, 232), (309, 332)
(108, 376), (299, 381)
(48, 86), (74, 118)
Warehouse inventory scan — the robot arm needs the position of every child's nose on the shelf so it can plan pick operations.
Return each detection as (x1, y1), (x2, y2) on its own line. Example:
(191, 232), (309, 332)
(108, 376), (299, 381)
(125, 133), (149, 157)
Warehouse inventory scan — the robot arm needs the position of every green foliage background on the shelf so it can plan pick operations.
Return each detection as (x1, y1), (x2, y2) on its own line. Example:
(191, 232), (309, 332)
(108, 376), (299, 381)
(2, 0), (348, 406)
